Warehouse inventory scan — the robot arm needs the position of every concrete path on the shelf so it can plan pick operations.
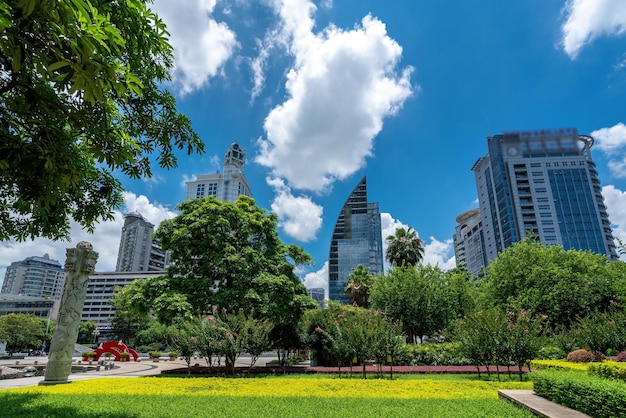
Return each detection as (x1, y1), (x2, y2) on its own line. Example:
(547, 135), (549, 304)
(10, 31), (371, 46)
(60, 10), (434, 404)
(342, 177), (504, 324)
(0, 354), (275, 389)
(499, 390), (592, 418)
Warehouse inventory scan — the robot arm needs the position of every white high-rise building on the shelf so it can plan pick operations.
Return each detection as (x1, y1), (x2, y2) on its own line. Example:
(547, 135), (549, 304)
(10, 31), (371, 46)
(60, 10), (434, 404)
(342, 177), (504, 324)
(186, 142), (252, 202)
(115, 212), (169, 272)
(453, 208), (487, 276)
(1, 254), (66, 299)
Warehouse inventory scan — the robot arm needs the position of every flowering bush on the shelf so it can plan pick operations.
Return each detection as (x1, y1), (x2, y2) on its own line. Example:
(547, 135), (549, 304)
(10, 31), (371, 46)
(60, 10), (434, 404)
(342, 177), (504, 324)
(617, 351), (626, 362)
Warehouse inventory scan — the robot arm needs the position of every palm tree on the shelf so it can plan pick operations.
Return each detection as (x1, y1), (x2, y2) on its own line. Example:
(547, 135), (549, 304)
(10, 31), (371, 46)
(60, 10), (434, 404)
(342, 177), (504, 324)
(385, 227), (424, 268)
(344, 265), (374, 307)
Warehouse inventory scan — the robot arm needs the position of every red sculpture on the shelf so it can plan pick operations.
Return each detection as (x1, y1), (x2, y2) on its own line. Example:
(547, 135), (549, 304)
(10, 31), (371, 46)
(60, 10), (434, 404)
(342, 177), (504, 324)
(93, 340), (138, 361)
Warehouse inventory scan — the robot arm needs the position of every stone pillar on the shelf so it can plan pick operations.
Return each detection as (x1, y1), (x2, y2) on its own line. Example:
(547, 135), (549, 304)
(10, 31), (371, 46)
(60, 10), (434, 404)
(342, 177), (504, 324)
(40, 242), (98, 385)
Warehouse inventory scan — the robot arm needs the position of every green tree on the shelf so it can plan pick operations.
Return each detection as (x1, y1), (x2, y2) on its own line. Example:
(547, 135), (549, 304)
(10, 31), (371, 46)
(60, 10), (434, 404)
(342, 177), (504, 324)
(370, 264), (454, 343)
(166, 318), (202, 374)
(152, 196), (317, 338)
(77, 320), (96, 344)
(0, 313), (45, 354)
(0, 0), (203, 241)
(385, 227), (424, 268)
(484, 238), (620, 330)
(344, 265), (374, 308)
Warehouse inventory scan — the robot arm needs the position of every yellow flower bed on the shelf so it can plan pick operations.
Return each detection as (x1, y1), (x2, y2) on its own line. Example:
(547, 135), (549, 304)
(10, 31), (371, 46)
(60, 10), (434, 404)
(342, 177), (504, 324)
(531, 359), (590, 371)
(9, 377), (531, 400)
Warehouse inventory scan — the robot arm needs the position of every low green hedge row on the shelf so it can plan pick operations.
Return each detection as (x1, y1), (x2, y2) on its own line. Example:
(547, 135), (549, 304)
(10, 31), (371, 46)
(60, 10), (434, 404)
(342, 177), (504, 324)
(588, 362), (626, 382)
(532, 369), (626, 418)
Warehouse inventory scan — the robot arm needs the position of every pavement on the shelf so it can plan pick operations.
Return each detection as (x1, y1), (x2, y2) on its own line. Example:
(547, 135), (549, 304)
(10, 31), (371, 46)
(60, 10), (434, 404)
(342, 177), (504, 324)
(0, 354), (276, 389)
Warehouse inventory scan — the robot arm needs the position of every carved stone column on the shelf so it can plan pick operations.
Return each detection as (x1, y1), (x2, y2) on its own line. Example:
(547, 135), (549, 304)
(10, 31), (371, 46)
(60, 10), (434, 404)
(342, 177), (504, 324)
(40, 242), (98, 385)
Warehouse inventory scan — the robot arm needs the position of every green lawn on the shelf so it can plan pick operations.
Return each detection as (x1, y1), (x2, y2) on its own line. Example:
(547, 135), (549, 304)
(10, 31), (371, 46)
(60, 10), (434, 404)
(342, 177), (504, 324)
(0, 375), (535, 418)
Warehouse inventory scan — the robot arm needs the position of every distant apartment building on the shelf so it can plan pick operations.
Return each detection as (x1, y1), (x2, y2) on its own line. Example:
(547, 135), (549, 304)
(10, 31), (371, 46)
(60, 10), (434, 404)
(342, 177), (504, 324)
(453, 208), (487, 276)
(308, 287), (325, 308)
(1, 254), (66, 299)
(81, 270), (166, 332)
(328, 177), (384, 304)
(185, 142), (252, 202)
(115, 212), (169, 272)
(463, 128), (618, 272)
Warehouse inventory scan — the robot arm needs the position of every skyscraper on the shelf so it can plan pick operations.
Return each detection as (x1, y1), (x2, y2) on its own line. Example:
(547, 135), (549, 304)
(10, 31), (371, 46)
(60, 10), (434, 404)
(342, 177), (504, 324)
(1, 254), (66, 299)
(186, 142), (252, 202)
(115, 212), (169, 272)
(328, 177), (383, 304)
(468, 128), (617, 270)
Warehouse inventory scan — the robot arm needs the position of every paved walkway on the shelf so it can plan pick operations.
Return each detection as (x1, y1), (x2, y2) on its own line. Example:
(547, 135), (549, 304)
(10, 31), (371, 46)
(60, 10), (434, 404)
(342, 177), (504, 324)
(499, 390), (592, 418)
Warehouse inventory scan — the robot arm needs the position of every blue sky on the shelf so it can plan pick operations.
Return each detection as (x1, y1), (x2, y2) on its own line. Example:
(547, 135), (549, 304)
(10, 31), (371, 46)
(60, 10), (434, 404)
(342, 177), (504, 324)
(3, 0), (626, 297)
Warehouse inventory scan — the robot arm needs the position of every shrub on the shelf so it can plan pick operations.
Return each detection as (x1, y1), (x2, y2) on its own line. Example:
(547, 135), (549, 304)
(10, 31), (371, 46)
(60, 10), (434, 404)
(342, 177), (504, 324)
(567, 349), (598, 363)
(617, 351), (626, 362)
(537, 345), (566, 360)
(149, 351), (161, 358)
(407, 342), (469, 366)
(588, 362), (626, 382)
(606, 348), (619, 357)
(532, 369), (626, 418)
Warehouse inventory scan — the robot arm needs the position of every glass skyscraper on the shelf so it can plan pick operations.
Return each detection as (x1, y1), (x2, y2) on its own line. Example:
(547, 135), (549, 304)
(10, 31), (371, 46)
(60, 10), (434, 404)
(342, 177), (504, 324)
(469, 128), (618, 268)
(328, 177), (383, 304)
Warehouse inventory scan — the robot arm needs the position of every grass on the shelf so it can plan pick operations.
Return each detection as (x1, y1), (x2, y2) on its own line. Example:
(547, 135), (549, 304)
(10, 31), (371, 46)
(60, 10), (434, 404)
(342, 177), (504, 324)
(0, 375), (534, 417)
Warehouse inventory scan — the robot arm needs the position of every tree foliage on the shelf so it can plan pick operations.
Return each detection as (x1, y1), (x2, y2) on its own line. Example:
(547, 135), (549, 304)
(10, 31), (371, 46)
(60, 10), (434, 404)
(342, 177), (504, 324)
(344, 265), (374, 308)
(0, 0), (203, 241)
(370, 265), (462, 343)
(483, 238), (622, 330)
(385, 227), (424, 268)
(145, 196), (316, 347)
(0, 313), (45, 354)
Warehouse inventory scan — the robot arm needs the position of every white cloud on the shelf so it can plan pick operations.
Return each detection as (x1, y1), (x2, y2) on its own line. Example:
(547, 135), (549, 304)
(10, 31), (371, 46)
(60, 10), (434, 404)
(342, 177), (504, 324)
(591, 123), (626, 177)
(255, 1), (414, 192)
(151, 0), (238, 94)
(592, 123), (626, 154)
(302, 261), (328, 299)
(267, 178), (323, 242)
(380, 213), (456, 272)
(0, 193), (177, 287)
(603, 185), (626, 254)
(422, 237), (457, 270)
(561, 0), (626, 59)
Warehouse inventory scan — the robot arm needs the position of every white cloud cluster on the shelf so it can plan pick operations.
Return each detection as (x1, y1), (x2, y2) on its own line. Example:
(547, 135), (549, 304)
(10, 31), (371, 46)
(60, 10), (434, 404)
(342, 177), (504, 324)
(302, 261), (328, 298)
(267, 178), (323, 242)
(0, 193), (177, 287)
(151, 0), (238, 94)
(592, 123), (626, 178)
(253, 0), (413, 241)
(603, 185), (626, 248)
(561, 0), (626, 58)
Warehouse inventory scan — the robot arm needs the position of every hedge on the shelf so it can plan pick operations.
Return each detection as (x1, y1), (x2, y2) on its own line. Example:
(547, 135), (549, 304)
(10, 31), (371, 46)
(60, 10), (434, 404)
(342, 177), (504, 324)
(532, 369), (626, 418)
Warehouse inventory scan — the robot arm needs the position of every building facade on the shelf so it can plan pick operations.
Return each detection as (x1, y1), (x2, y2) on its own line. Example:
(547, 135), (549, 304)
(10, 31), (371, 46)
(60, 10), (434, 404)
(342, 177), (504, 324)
(470, 128), (617, 269)
(453, 208), (487, 276)
(81, 271), (166, 332)
(186, 142), (252, 202)
(115, 212), (169, 272)
(0, 294), (58, 320)
(1, 254), (66, 299)
(328, 177), (383, 304)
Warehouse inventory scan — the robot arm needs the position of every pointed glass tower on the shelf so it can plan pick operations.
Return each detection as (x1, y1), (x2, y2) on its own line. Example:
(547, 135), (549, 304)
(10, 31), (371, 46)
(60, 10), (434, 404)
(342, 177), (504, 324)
(328, 177), (383, 303)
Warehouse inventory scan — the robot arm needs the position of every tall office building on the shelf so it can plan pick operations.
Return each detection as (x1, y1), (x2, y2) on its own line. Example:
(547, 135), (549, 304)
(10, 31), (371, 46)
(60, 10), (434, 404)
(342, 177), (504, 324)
(453, 208), (487, 276)
(115, 212), (169, 272)
(328, 177), (383, 304)
(186, 142), (252, 202)
(1, 254), (66, 299)
(469, 128), (617, 269)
